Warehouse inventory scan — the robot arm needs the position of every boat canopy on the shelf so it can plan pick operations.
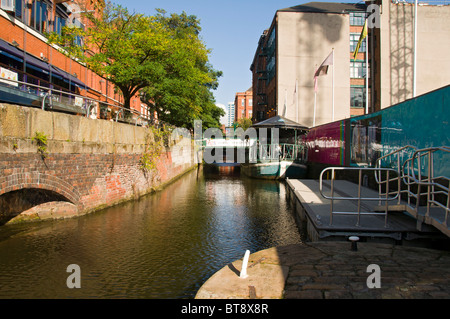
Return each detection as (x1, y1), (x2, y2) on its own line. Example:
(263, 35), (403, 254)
(252, 115), (309, 130)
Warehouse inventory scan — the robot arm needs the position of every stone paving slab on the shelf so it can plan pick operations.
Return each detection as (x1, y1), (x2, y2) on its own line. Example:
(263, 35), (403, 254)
(196, 242), (450, 299)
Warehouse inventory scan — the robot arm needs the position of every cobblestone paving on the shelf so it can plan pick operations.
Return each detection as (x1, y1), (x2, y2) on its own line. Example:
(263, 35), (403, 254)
(250, 242), (450, 299)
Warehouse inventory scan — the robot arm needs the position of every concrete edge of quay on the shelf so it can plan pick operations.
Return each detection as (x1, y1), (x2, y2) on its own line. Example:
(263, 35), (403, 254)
(196, 179), (450, 300)
(195, 241), (450, 299)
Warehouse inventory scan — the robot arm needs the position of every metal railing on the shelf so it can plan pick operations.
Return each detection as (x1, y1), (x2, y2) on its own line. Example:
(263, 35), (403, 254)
(375, 145), (417, 205)
(318, 146), (449, 233)
(252, 143), (307, 163)
(319, 167), (399, 227)
(0, 75), (176, 130)
(401, 146), (450, 227)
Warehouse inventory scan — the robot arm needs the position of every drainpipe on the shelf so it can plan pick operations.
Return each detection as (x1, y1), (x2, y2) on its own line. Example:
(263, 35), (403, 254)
(413, 0), (418, 98)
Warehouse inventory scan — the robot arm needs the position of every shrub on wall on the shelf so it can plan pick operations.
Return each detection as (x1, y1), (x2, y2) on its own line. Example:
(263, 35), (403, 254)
(139, 126), (172, 173)
(32, 131), (48, 159)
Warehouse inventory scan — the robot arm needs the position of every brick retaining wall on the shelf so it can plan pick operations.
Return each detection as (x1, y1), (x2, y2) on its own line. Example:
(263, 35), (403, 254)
(0, 103), (197, 224)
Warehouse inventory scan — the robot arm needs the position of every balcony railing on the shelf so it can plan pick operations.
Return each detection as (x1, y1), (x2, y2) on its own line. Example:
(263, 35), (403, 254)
(249, 143), (307, 163)
(0, 73), (174, 130)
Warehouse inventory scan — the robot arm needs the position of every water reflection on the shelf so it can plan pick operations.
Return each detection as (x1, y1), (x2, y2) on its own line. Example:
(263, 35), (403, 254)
(0, 167), (303, 299)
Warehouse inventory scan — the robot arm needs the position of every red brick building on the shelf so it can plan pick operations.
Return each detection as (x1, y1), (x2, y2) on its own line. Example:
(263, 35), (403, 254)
(0, 0), (146, 120)
(234, 87), (253, 122)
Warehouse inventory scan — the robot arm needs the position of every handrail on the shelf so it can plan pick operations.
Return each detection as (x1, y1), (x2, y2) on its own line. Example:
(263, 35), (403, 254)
(1, 77), (121, 113)
(402, 146), (450, 186)
(254, 143), (306, 163)
(374, 145), (416, 182)
(319, 146), (449, 233)
(400, 146), (450, 224)
(0, 76), (176, 128)
(374, 145), (417, 205)
(319, 167), (399, 227)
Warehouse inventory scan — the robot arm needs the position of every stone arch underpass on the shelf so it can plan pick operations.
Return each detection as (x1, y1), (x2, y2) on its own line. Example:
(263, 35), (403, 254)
(0, 172), (82, 225)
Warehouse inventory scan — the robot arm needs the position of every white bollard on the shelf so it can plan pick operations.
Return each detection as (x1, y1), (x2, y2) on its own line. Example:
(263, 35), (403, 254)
(240, 250), (251, 279)
(349, 236), (360, 251)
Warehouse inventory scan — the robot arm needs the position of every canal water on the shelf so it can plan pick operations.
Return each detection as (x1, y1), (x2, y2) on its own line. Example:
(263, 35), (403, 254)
(0, 166), (303, 299)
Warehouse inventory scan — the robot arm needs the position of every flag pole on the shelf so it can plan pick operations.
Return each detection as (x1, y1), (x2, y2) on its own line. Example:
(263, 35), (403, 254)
(365, 25), (369, 115)
(314, 64), (317, 127)
(314, 90), (317, 127)
(332, 48), (335, 122)
(296, 79), (299, 123)
(413, 0), (418, 98)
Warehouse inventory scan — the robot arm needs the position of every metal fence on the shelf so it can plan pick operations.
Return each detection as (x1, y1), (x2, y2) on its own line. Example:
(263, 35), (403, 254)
(401, 146), (450, 226)
(319, 167), (400, 227)
(0, 75), (175, 130)
(251, 143), (307, 163)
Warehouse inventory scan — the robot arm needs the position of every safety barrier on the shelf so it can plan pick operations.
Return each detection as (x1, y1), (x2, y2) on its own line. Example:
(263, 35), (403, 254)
(401, 146), (450, 230)
(319, 167), (399, 227)
(0, 76), (175, 130)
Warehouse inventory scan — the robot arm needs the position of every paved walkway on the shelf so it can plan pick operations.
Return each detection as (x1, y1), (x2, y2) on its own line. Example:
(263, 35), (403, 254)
(196, 242), (450, 299)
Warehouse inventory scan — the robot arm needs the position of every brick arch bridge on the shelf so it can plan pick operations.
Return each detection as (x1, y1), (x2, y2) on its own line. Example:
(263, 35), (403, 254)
(0, 104), (197, 224)
(0, 172), (83, 208)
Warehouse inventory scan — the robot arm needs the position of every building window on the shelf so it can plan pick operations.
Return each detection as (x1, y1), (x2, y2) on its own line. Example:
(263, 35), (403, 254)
(1, 0), (23, 20)
(266, 27), (276, 84)
(351, 86), (366, 108)
(350, 61), (368, 78)
(55, 4), (68, 35)
(267, 27), (276, 54)
(14, 0), (22, 20)
(0, 0), (14, 12)
(30, 0), (49, 34)
(241, 99), (245, 107)
(249, 99), (253, 107)
(257, 111), (265, 121)
(350, 12), (365, 26)
(55, 16), (66, 35)
(350, 33), (366, 53)
(267, 56), (275, 83)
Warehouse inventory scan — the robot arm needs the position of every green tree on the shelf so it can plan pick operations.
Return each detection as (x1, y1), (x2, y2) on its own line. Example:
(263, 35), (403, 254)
(235, 117), (253, 131)
(140, 10), (224, 129)
(48, 2), (223, 128)
(49, 2), (167, 110)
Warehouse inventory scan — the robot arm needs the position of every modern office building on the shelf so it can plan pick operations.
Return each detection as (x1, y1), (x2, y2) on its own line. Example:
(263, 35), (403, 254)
(250, 0), (450, 127)
(226, 102), (235, 128)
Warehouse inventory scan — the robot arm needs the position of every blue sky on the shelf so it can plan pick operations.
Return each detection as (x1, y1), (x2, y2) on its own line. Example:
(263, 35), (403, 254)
(113, 0), (358, 108)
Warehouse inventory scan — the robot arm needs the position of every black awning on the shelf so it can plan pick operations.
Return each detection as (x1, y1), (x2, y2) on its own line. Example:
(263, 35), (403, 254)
(0, 38), (50, 72)
(51, 65), (87, 89)
(0, 38), (89, 89)
(252, 115), (309, 130)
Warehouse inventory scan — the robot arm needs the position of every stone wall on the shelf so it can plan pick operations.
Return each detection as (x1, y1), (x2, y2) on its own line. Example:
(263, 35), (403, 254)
(0, 103), (198, 224)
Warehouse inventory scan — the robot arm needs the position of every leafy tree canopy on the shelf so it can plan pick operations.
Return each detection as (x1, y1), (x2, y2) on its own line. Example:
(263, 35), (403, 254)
(48, 1), (224, 129)
(235, 118), (253, 131)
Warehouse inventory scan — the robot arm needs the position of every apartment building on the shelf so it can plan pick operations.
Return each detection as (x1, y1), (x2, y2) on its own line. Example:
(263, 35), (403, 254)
(234, 87), (253, 122)
(250, 0), (450, 127)
(0, 0), (144, 119)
